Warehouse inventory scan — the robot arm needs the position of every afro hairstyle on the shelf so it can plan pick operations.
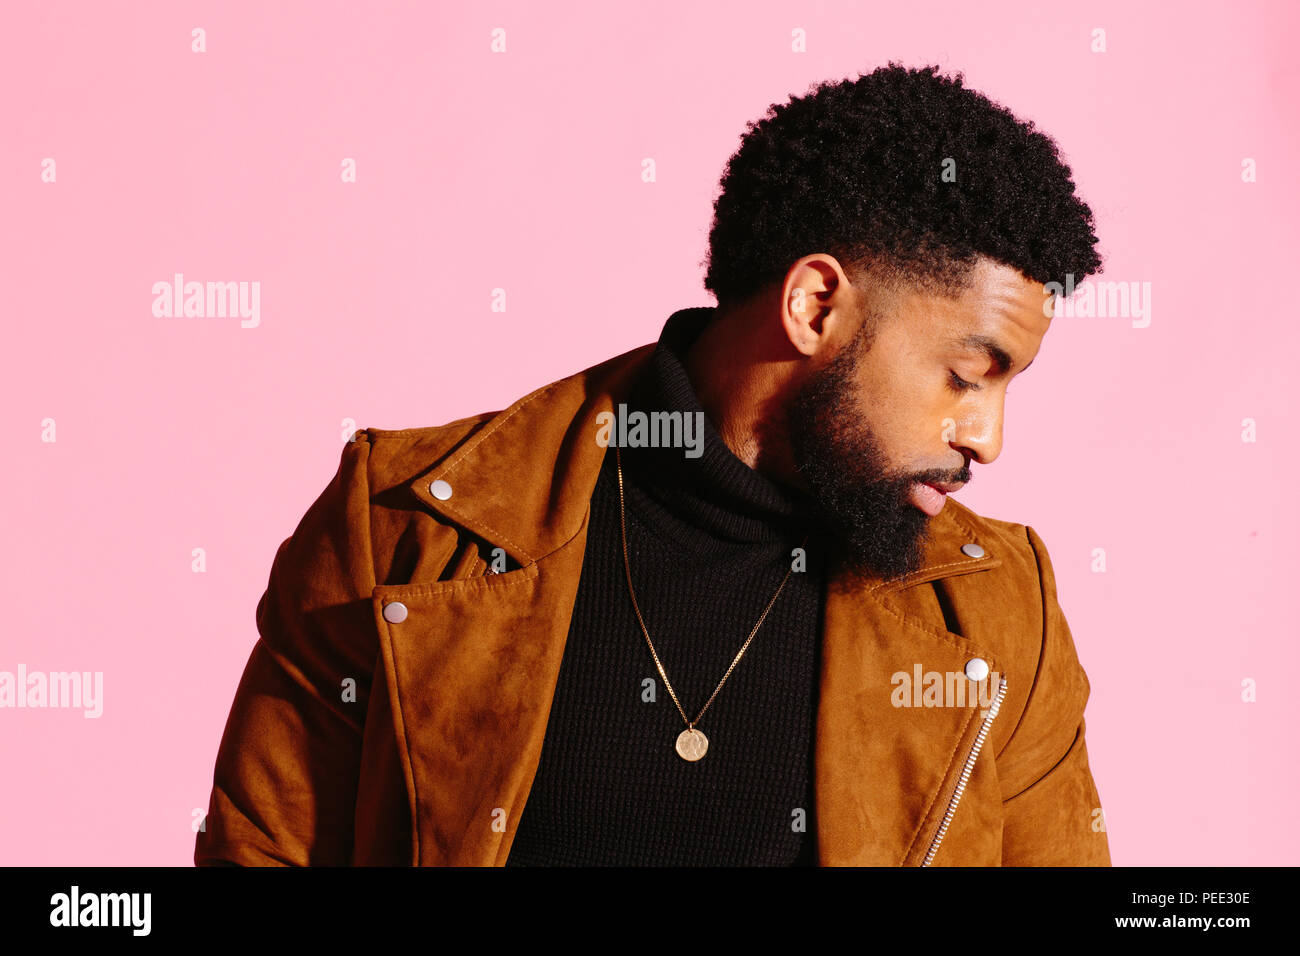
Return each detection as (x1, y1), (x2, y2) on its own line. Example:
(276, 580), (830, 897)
(701, 62), (1103, 309)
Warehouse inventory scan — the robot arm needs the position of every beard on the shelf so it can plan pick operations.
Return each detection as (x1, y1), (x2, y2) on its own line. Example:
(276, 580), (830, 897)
(783, 322), (941, 583)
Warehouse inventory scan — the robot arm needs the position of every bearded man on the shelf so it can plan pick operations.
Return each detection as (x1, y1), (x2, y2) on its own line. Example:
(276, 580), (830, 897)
(197, 62), (1111, 867)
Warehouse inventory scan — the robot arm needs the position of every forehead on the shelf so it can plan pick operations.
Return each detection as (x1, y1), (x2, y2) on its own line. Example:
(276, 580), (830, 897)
(889, 259), (1053, 366)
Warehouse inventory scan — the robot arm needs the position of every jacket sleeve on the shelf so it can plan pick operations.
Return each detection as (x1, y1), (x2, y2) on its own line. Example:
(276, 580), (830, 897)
(997, 525), (1111, 866)
(195, 433), (379, 866)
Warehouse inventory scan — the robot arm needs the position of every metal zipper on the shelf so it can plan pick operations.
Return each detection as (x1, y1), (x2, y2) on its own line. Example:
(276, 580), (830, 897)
(920, 676), (1008, 866)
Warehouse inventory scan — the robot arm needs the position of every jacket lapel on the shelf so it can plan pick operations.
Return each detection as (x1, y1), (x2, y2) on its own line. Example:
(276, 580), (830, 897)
(379, 336), (1007, 865)
(372, 521), (590, 865)
(816, 549), (1004, 865)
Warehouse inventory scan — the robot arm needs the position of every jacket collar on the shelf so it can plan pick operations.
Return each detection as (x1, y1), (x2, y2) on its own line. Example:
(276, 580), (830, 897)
(409, 324), (1000, 593)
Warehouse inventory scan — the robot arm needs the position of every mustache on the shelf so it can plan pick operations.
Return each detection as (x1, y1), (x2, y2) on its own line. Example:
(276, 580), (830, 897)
(911, 464), (972, 487)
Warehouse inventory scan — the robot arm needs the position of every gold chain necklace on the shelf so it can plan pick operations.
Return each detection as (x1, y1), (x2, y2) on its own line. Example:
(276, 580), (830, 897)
(615, 445), (808, 762)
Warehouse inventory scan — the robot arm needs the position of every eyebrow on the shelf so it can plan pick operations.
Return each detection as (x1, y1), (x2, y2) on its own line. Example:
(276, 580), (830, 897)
(956, 334), (1033, 375)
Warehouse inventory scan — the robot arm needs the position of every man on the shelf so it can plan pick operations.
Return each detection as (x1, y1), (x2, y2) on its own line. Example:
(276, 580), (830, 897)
(196, 63), (1110, 866)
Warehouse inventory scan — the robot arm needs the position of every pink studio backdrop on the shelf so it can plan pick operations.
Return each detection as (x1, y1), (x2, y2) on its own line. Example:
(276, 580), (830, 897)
(2, 0), (1297, 866)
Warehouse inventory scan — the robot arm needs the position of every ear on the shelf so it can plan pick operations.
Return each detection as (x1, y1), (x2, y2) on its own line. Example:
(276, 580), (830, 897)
(781, 255), (858, 357)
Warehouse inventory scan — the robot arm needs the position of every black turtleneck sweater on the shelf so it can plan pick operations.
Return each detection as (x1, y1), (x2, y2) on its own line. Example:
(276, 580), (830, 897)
(504, 307), (830, 866)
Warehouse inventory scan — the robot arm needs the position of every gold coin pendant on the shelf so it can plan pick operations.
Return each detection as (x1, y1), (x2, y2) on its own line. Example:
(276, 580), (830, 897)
(675, 728), (709, 762)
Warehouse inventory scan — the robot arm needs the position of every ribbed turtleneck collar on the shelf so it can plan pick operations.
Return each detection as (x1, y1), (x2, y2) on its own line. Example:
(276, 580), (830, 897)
(615, 307), (814, 545)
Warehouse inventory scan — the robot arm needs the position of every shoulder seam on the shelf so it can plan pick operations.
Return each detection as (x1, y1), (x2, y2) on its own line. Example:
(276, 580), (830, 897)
(358, 413), (499, 442)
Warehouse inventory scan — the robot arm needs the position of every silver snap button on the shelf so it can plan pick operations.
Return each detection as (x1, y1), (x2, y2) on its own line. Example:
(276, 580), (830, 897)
(964, 657), (990, 681)
(382, 601), (408, 624)
(429, 479), (453, 500)
(961, 543), (985, 558)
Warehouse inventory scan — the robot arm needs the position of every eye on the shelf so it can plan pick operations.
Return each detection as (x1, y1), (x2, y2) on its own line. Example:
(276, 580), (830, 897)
(948, 370), (980, 392)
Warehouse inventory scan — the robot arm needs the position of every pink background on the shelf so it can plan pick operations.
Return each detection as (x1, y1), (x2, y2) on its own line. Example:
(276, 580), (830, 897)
(2, 0), (1297, 865)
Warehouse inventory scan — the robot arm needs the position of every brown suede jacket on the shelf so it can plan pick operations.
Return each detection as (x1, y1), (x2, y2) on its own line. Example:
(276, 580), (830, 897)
(195, 338), (1111, 866)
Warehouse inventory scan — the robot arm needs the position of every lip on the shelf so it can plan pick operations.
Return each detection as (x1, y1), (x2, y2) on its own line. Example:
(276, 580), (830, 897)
(921, 480), (965, 495)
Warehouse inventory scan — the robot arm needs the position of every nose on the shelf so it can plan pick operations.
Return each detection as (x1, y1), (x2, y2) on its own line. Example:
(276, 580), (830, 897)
(952, 400), (1005, 466)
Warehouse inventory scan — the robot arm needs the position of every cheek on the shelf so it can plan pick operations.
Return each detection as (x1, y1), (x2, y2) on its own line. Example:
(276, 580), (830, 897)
(849, 349), (952, 455)
(863, 376), (955, 457)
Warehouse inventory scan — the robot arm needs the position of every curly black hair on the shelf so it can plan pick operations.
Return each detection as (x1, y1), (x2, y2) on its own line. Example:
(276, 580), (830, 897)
(701, 62), (1102, 308)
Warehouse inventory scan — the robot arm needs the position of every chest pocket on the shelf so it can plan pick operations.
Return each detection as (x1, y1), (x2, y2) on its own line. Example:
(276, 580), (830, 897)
(883, 579), (964, 636)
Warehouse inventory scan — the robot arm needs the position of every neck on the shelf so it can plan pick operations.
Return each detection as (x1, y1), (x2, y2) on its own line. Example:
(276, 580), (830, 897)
(681, 306), (808, 493)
